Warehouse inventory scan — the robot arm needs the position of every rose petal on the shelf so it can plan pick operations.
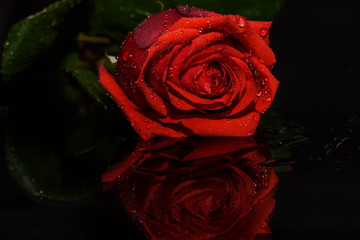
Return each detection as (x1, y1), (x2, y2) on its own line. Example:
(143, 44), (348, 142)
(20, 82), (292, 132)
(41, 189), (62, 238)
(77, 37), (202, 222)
(188, 32), (228, 56)
(214, 57), (255, 116)
(166, 80), (231, 110)
(98, 64), (187, 140)
(137, 29), (201, 88)
(116, 35), (150, 108)
(183, 137), (258, 161)
(160, 110), (260, 137)
(146, 45), (183, 100)
(248, 56), (279, 113)
(248, 21), (272, 45)
(133, 8), (183, 49)
(175, 5), (214, 18)
(168, 15), (230, 33)
(134, 79), (170, 117)
(167, 91), (198, 111)
(228, 15), (276, 69)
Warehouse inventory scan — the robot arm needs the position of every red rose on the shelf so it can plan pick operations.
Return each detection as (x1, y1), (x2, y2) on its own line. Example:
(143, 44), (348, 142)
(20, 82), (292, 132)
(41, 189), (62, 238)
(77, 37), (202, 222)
(98, 6), (279, 140)
(102, 137), (278, 240)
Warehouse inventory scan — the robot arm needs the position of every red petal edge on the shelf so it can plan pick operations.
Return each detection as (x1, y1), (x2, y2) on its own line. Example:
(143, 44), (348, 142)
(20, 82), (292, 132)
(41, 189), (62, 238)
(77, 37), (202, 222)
(98, 64), (187, 140)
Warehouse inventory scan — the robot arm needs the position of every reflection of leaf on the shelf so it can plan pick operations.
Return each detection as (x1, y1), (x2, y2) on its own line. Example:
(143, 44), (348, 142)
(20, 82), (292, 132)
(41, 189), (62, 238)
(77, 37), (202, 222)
(5, 131), (124, 204)
(260, 107), (309, 173)
(261, 107), (309, 149)
(1, 0), (82, 82)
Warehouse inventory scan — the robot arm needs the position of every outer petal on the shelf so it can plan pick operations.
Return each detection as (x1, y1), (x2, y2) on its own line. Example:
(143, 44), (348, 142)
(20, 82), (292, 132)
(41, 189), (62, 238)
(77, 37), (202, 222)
(228, 15), (276, 69)
(248, 56), (279, 113)
(116, 35), (149, 108)
(133, 8), (183, 49)
(98, 64), (187, 140)
(159, 111), (260, 137)
(248, 21), (272, 45)
(175, 5), (216, 18)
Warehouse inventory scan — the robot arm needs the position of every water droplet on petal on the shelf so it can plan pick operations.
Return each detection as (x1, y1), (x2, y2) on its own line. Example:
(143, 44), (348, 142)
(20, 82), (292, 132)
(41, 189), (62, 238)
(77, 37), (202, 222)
(266, 97), (272, 102)
(260, 29), (267, 37)
(237, 16), (246, 28)
(123, 52), (130, 62)
(257, 90), (262, 97)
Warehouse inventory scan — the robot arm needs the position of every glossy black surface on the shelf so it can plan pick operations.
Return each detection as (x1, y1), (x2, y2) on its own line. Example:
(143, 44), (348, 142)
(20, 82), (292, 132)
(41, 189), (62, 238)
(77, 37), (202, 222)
(1, 0), (360, 239)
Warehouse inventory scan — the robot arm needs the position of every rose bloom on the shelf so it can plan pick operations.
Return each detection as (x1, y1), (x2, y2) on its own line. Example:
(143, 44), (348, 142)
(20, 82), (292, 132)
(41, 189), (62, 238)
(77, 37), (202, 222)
(102, 137), (278, 240)
(99, 6), (279, 140)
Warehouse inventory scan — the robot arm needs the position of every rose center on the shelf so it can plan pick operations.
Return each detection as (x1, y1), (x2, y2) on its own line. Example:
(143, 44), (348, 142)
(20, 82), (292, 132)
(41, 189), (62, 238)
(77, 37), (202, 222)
(196, 61), (226, 95)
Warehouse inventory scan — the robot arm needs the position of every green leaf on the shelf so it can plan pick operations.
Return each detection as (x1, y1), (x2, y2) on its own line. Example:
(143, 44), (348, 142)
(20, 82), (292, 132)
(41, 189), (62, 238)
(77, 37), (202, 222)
(89, 0), (154, 42)
(1, 0), (82, 82)
(61, 51), (113, 108)
(4, 72), (126, 204)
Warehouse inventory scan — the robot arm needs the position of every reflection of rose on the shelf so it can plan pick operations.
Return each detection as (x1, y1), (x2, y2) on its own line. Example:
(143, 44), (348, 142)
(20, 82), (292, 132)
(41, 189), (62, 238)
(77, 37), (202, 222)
(103, 138), (278, 240)
(98, 5), (279, 140)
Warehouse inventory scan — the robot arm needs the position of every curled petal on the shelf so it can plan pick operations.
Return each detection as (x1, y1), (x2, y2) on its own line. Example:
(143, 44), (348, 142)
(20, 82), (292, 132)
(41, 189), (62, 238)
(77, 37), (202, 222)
(249, 56), (279, 113)
(98, 64), (187, 140)
(248, 21), (272, 45)
(227, 15), (276, 69)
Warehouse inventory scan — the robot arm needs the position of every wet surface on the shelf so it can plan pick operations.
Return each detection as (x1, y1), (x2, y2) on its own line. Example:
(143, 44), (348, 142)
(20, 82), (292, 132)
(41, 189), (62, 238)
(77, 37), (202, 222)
(1, 0), (360, 239)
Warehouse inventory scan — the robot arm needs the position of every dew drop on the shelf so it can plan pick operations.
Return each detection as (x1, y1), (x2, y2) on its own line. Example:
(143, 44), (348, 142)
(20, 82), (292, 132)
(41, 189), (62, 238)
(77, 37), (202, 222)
(257, 90), (262, 97)
(123, 52), (130, 62)
(120, 105), (125, 110)
(237, 16), (246, 28)
(266, 97), (272, 102)
(260, 29), (267, 37)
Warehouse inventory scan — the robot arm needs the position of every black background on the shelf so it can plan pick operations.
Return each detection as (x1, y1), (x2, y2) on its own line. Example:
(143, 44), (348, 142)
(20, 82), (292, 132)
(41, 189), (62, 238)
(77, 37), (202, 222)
(1, 0), (360, 239)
